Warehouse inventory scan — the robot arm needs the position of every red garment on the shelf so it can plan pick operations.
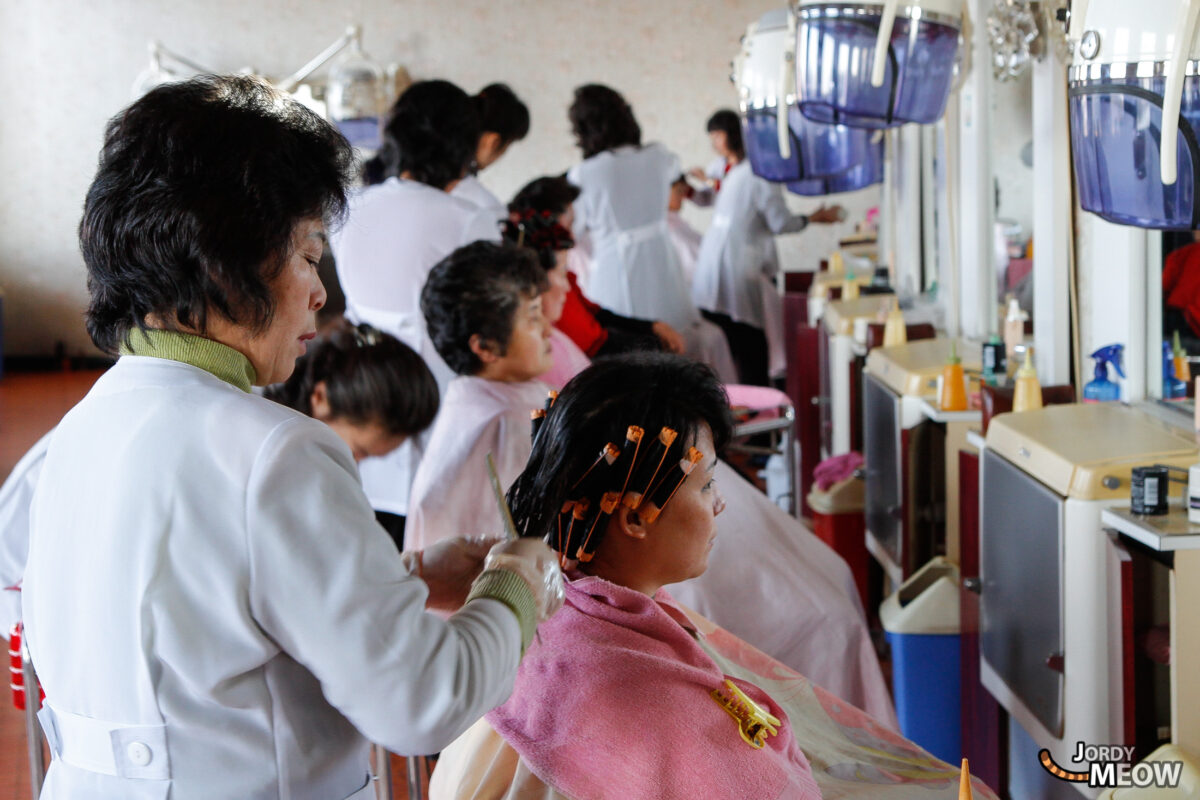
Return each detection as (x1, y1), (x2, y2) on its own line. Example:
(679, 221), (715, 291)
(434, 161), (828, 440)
(1164, 242), (1200, 336)
(555, 273), (609, 357)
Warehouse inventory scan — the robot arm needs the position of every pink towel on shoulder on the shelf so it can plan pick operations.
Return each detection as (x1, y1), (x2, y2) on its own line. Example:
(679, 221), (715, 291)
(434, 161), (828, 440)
(487, 574), (822, 800)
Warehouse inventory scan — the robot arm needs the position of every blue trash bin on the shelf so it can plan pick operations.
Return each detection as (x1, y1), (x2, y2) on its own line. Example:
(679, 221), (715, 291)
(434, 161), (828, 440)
(879, 556), (961, 764)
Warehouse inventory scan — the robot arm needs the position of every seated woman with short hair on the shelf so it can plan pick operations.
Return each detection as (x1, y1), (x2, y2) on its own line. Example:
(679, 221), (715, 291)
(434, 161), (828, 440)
(430, 353), (997, 800)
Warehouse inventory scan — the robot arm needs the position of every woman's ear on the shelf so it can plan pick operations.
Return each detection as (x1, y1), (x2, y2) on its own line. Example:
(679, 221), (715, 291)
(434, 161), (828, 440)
(468, 333), (501, 364)
(309, 380), (332, 421)
(613, 504), (649, 540)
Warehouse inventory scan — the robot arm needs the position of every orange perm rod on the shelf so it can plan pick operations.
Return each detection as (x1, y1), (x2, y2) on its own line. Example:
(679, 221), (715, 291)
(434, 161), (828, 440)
(575, 491), (621, 562)
(623, 427), (678, 510)
(530, 407), (546, 443)
(959, 758), (972, 800)
(642, 447), (705, 525)
(613, 426), (645, 497)
(570, 442), (622, 499)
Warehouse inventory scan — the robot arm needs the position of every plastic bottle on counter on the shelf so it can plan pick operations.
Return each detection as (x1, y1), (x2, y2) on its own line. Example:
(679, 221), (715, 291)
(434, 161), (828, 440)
(1082, 344), (1124, 403)
(1012, 346), (1043, 413)
(939, 341), (968, 412)
(1173, 331), (1191, 384)
(841, 270), (860, 301)
(981, 335), (1006, 387)
(1003, 296), (1028, 368)
(882, 298), (907, 347)
(1163, 341), (1188, 401)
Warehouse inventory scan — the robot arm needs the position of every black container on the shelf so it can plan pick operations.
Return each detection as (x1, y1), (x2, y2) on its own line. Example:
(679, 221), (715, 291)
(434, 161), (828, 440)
(982, 339), (1007, 378)
(1131, 466), (1170, 516)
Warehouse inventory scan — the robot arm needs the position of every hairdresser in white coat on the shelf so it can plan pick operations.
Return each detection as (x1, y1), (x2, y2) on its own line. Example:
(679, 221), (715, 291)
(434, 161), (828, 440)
(691, 109), (842, 386)
(23, 76), (562, 800)
(451, 83), (529, 223)
(566, 85), (733, 375)
(332, 80), (501, 542)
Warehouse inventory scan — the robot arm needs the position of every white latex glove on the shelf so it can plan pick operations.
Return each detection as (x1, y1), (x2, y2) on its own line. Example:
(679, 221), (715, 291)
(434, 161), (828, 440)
(480, 538), (565, 623)
(401, 536), (501, 612)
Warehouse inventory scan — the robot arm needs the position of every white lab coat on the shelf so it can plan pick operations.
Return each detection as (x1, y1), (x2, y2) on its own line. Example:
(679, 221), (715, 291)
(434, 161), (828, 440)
(0, 432), (50, 633)
(691, 162), (807, 379)
(451, 174), (508, 225)
(23, 357), (523, 800)
(567, 143), (697, 331)
(330, 177), (501, 516)
(407, 376), (549, 551)
(667, 211), (703, 284)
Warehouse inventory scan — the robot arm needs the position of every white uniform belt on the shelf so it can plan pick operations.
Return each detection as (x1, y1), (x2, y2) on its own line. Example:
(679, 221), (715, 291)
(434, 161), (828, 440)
(615, 219), (668, 248)
(39, 703), (171, 780)
(711, 213), (732, 229)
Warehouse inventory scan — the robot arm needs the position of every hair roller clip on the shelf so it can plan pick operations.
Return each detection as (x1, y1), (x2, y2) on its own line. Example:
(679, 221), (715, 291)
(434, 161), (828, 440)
(530, 408), (547, 443)
(575, 491), (621, 562)
(563, 498), (590, 561)
(544, 390), (558, 412)
(622, 428), (678, 510)
(570, 442), (621, 499)
(611, 426), (645, 497)
(642, 447), (704, 525)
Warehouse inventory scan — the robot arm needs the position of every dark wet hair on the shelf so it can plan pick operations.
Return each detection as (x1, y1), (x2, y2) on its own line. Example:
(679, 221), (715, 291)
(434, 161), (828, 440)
(475, 83), (530, 146)
(263, 322), (438, 437)
(706, 109), (745, 159)
(369, 79), (479, 189)
(508, 175), (581, 219)
(569, 84), (642, 159)
(420, 241), (548, 376)
(506, 352), (733, 550)
(80, 75), (355, 354)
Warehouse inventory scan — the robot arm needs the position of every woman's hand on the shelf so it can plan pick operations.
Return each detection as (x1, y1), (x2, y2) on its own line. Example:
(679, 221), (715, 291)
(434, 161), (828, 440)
(808, 204), (846, 224)
(652, 321), (686, 354)
(687, 166), (708, 182)
(404, 536), (501, 612)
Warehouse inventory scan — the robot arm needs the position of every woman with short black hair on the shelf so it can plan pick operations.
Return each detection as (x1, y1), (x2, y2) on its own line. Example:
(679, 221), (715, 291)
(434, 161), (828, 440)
(330, 78), (502, 535)
(452, 83), (531, 221)
(24, 75), (560, 800)
(566, 84), (736, 382)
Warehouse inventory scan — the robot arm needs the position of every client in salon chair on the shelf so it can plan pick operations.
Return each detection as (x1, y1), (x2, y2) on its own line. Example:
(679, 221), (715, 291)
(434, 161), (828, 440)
(430, 353), (996, 800)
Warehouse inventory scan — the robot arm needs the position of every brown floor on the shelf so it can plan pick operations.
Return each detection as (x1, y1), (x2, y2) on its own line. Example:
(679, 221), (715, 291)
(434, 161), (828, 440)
(0, 369), (425, 799)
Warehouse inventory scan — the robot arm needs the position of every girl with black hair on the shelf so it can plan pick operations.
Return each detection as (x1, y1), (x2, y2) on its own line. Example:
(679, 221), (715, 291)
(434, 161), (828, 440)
(690, 109), (845, 386)
(566, 85), (737, 383)
(452, 83), (531, 223)
(406, 241), (556, 551)
(330, 78), (502, 529)
(429, 354), (995, 800)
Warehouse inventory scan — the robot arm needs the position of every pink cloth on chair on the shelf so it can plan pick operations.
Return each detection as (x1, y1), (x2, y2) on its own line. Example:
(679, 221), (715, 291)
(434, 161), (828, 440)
(488, 575), (822, 800)
(813, 452), (864, 491)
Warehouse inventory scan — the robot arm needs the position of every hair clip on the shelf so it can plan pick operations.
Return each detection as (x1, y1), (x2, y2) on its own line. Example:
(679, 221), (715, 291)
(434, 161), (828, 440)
(351, 323), (382, 347)
(709, 679), (780, 749)
(530, 408), (547, 443)
(563, 497), (590, 561)
(642, 447), (704, 525)
(622, 427), (678, 510)
(612, 426), (644, 497)
(545, 390), (558, 411)
(570, 442), (621, 499)
(575, 491), (621, 562)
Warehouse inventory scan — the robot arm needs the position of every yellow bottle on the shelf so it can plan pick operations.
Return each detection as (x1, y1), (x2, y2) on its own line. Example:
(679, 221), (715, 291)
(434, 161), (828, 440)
(1012, 346), (1043, 413)
(939, 341), (968, 412)
(882, 299), (907, 346)
(1173, 330), (1191, 384)
(829, 251), (844, 272)
(841, 271), (860, 301)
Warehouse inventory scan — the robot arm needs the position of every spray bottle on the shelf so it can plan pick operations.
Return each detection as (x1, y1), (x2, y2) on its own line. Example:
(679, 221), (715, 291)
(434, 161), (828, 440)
(939, 341), (968, 412)
(1173, 330), (1191, 384)
(1164, 340), (1188, 400)
(1083, 344), (1125, 403)
(1012, 346), (1043, 413)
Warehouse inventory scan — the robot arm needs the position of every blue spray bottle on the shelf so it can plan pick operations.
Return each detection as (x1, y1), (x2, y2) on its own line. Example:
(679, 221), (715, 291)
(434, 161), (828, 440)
(1164, 340), (1189, 400)
(1083, 344), (1125, 402)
